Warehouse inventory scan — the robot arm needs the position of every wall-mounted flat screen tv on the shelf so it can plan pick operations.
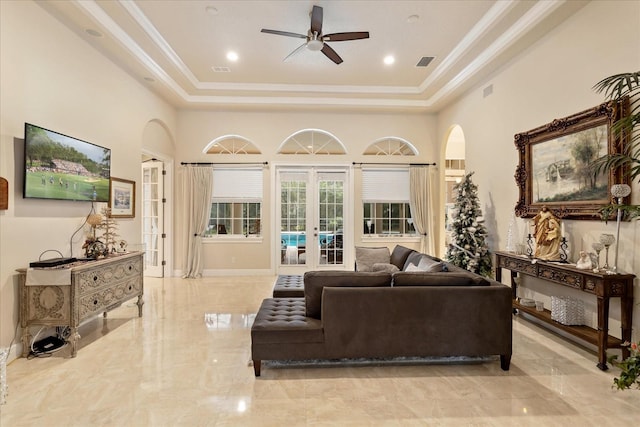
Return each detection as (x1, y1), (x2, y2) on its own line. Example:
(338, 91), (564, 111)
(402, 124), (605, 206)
(23, 123), (111, 202)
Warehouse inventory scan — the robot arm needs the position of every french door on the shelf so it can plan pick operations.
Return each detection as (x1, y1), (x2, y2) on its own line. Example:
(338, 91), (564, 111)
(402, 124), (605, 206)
(141, 161), (164, 277)
(277, 167), (350, 272)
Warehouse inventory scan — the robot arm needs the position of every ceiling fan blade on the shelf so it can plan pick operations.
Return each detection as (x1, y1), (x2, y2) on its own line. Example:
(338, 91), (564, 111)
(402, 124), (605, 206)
(261, 29), (306, 39)
(324, 32), (370, 42)
(321, 44), (343, 65)
(310, 5), (323, 34)
(283, 42), (308, 62)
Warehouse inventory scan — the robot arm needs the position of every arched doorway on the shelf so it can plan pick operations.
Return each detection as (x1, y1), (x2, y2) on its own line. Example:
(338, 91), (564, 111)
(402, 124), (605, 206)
(441, 125), (466, 255)
(141, 119), (175, 277)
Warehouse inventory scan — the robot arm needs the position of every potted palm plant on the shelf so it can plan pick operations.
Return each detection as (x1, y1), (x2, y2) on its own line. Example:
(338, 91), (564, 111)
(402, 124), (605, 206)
(595, 71), (640, 390)
(592, 71), (640, 220)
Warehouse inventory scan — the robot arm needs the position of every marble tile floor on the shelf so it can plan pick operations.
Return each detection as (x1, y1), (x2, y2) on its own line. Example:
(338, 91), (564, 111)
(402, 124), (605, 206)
(1, 275), (638, 426)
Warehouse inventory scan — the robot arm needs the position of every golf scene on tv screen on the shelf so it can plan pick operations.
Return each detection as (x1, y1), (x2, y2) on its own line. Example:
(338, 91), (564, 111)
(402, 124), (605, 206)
(24, 123), (111, 202)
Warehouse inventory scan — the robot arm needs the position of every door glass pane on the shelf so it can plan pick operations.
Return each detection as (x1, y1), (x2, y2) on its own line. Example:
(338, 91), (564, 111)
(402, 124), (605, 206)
(280, 179), (307, 265)
(142, 162), (164, 277)
(318, 178), (344, 266)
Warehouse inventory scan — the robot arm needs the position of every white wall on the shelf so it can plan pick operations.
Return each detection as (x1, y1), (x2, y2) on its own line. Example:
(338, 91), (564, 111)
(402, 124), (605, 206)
(0, 1), (177, 359)
(437, 0), (640, 338)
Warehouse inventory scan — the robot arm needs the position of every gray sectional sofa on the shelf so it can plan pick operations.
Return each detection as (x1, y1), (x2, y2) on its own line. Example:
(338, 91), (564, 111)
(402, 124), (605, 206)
(250, 245), (512, 376)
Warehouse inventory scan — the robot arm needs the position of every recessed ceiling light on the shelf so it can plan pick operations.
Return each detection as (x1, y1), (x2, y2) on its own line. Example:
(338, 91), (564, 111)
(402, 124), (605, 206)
(85, 29), (103, 37)
(227, 51), (238, 62)
(407, 15), (420, 23)
(384, 55), (395, 65)
(206, 6), (218, 15)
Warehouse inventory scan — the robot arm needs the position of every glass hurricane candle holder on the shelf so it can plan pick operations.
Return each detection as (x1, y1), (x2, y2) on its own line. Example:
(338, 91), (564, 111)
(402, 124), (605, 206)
(599, 233), (615, 271)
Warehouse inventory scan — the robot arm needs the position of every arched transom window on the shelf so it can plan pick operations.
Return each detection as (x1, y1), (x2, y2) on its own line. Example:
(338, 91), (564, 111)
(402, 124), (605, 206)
(203, 135), (261, 154)
(277, 129), (346, 155)
(364, 137), (417, 156)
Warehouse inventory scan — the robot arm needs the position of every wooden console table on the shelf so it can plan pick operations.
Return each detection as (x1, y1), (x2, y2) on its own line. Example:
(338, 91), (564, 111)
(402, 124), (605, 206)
(494, 251), (635, 370)
(19, 252), (144, 357)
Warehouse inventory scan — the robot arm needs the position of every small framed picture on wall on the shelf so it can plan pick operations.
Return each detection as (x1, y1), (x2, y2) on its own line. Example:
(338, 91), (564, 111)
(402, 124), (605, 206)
(109, 177), (135, 218)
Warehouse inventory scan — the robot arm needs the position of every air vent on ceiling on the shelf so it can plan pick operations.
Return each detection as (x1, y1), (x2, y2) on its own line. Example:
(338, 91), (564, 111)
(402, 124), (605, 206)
(212, 66), (231, 73)
(416, 56), (435, 67)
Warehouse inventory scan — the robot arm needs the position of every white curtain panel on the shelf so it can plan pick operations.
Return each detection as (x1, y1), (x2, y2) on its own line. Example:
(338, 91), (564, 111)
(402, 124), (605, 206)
(182, 166), (213, 278)
(409, 166), (436, 255)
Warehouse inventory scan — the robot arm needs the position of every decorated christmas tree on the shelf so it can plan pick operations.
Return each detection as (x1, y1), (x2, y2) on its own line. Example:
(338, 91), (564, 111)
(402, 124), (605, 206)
(445, 172), (492, 276)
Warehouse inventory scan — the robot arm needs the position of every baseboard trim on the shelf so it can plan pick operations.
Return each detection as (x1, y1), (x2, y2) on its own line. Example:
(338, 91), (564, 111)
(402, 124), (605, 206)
(173, 268), (274, 277)
(2, 343), (20, 365)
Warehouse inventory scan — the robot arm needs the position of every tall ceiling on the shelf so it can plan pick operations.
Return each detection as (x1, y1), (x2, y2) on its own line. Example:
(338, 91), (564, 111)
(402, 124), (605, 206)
(38, 0), (588, 112)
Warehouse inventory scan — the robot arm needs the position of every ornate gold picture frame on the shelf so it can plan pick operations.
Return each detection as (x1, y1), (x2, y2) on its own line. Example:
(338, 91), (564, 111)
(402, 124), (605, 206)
(514, 100), (629, 220)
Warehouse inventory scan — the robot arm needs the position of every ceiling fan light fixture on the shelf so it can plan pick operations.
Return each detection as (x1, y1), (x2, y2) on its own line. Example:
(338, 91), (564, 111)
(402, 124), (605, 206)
(307, 39), (323, 51)
(261, 5), (367, 64)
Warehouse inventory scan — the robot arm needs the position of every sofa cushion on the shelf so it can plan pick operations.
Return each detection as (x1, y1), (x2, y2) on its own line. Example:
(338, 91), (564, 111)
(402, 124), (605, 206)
(372, 262), (400, 273)
(304, 270), (392, 319)
(251, 298), (324, 344)
(355, 246), (391, 272)
(392, 271), (489, 287)
(389, 245), (416, 270)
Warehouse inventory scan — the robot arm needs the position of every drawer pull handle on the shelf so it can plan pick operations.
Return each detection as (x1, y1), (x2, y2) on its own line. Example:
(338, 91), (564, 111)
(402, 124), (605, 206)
(93, 299), (98, 305)
(128, 266), (132, 271)
(93, 276), (98, 281)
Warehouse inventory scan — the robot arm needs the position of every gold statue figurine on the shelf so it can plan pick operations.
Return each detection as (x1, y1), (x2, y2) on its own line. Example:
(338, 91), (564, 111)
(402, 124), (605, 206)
(532, 206), (561, 261)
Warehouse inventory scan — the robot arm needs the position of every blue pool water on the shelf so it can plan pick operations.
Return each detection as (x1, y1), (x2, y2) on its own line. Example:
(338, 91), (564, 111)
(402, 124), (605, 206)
(281, 232), (334, 247)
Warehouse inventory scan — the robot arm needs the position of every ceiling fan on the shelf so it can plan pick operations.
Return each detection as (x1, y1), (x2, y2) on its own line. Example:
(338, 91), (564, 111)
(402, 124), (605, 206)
(261, 5), (369, 65)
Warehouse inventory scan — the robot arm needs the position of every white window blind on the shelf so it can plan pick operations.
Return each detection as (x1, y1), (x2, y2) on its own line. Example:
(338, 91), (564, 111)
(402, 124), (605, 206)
(212, 168), (262, 201)
(362, 169), (409, 202)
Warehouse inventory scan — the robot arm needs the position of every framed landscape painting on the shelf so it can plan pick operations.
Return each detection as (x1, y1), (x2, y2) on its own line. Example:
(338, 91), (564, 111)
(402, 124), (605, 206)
(514, 100), (630, 220)
(109, 177), (135, 218)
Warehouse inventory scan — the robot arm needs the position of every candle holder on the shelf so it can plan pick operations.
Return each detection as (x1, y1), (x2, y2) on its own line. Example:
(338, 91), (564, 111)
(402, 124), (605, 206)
(591, 242), (604, 270)
(611, 183), (631, 273)
(599, 233), (615, 271)
(559, 237), (568, 262)
(526, 234), (534, 258)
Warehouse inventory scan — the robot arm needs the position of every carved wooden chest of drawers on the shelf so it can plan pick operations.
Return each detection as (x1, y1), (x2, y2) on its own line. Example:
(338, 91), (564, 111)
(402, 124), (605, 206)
(19, 252), (144, 357)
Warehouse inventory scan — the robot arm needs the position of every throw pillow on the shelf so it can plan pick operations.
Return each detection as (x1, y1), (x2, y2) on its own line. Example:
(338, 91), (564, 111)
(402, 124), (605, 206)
(372, 263), (400, 273)
(404, 260), (444, 272)
(389, 245), (416, 270)
(403, 252), (443, 271)
(417, 258), (445, 272)
(355, 246), (391, 272)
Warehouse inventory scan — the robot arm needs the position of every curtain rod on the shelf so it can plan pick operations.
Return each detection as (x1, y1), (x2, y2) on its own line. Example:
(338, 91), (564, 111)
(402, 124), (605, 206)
(180, 162), (268, 166)
(352, 162), (436, 166)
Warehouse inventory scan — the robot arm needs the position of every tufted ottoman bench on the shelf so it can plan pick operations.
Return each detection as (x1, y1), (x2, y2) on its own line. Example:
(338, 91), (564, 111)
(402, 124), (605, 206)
(250, 298), (323, 376)
(272, 274), (304, 298)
